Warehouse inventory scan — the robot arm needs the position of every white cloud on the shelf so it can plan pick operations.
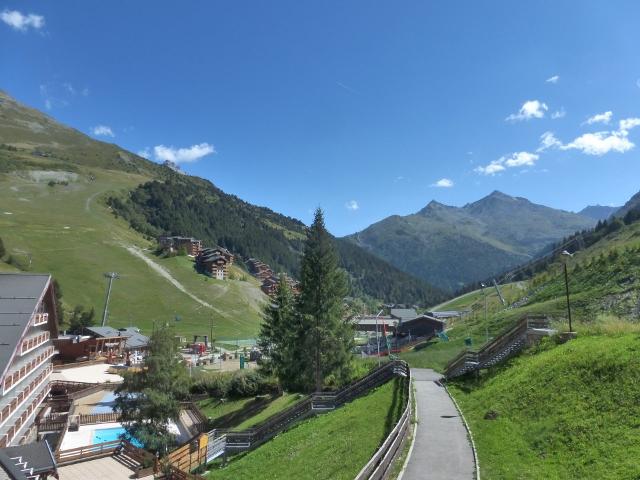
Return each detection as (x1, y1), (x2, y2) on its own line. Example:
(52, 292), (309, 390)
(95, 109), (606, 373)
(153, 143), (216, 164)
(44, 99), (52, 110)
(503, 151), (539, 167)
(585, 111), (612, 125)
(551, 108), (566, 119)
(542, 118), (640, 156)
(91, 125), (115, 137)
(546, 75), (560, 84)
(475, 151), (539, 175)
(619, 117), (640, 133)
(345, 200), (359, 211)
(562, 132), (633, 156)
(537, 131), (562, 152)
(475, 161), (506, 176)
(431, 178), (454, 188)
(506, 100), (548, 122)
(1, 9), (44, 31)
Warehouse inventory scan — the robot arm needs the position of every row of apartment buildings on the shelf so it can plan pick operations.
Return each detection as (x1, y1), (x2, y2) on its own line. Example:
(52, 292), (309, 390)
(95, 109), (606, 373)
(245, 258), (300, 296)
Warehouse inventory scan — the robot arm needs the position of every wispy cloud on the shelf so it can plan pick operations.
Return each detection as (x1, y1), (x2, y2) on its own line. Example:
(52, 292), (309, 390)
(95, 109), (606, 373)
(537, 131), (562, 152)
(475, 151), (539, 175)
(551, 108), (566, 119)
(431, 178), (454, 188)
(506, 100), (548, 122)
(336, 82), (359, 95)
(137, 148), (151, 159)
(91, 125), (115, 137)
(1, 9), (44, 32)
(345, 200), (359, 211)
(585, 111), (612, 125)
(153, 143), (216, 164)
(546, 75), (560, 84)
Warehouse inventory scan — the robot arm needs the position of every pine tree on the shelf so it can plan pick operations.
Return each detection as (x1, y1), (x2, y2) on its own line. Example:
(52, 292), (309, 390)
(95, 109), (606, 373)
(297, 208), (351, 392)
(114, 325), (189, 453)
(257, 275), (298, 388)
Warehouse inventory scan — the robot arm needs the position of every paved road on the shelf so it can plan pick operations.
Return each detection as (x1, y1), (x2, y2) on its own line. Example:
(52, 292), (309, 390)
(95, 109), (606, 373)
(401, 369), (476, 480)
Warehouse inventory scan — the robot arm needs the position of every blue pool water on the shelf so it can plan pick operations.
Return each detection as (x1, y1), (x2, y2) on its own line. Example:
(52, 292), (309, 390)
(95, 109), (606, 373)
(91, 426), (143, 448)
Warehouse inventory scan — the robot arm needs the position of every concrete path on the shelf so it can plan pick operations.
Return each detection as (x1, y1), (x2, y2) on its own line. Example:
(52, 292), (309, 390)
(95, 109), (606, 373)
(401, 369), (476, 480)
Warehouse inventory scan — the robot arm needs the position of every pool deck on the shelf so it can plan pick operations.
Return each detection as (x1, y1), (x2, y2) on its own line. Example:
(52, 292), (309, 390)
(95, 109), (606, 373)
(52, 364), (124, 384)
(57, 455), (153, 480)
(73, 390), (116, 415)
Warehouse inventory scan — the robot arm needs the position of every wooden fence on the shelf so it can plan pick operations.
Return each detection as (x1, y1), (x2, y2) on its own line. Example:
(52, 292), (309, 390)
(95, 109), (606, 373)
(355, 365), (411, 480)
(55, 439), (122, 465)
(78, 412), (121, 425)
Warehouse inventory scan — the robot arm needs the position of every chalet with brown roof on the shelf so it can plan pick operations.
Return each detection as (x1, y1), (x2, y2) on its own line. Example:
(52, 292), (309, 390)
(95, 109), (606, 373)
(196, 252), (229, 280)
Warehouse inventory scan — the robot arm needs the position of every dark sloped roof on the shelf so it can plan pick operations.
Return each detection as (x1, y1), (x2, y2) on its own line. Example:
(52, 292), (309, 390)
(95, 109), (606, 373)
(390, 308), (418, 321)
(0, 274), (51, 384)
(84, 326), (149, 349)
(0, 441), (56, 476)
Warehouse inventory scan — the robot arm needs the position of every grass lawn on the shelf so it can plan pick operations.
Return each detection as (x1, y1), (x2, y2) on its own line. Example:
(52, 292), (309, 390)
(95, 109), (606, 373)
(449, 332), (640, 480)
(233, 393), (304, 430)
(207, 378), (407, 480)
(196, 397), (255, 420)
(0, 165), (265, 339)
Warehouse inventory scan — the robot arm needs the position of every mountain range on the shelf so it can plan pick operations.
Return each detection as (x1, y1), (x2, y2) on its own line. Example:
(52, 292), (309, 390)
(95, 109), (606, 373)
(578, 205), (620, 221)
(345, 192), (596, 292)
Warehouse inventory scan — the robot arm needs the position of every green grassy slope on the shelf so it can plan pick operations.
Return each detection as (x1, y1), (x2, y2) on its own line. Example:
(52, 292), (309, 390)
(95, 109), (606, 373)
(208, 378), (406, 480)
(403, 217), (640, 371)
(0, 164), (265, 339)
(449, 333), (640, 479)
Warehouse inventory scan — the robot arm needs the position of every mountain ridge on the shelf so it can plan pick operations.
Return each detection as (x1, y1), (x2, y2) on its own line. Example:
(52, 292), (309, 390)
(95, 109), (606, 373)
(346, 191), (595, 292)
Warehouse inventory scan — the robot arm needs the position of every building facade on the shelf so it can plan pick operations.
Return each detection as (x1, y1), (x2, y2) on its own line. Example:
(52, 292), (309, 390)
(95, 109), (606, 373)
(0, 274), (58, 448)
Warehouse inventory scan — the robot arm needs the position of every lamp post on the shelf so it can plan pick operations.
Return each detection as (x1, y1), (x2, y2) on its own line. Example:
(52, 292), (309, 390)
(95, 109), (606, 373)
(480, 283), (488, 342)
(561, 251), (574, 332)
(374, 309), (384, 366)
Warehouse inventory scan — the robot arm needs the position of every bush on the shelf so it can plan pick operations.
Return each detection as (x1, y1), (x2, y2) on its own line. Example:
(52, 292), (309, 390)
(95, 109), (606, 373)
(190, 370), (278, 398)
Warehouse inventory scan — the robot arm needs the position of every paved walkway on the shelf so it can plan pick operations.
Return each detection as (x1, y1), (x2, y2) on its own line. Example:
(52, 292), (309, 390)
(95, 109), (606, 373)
(401, 369), (475, 480)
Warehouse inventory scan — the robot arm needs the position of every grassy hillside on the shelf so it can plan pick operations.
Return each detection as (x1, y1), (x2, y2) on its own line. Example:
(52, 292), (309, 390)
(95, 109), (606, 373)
(347, 191), (594, 292)
(402, 216), (640, 371)
(449, 331), (640, 479)
(110, 177), (446, 306)
(0, 163), (265, 339)
(208, 378), (406, 480)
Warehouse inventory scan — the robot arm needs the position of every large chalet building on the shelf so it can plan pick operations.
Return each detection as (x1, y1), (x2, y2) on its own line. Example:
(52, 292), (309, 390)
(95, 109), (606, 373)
(158, 236), (203, 256)
(0, 274), (58, 448)
(196, 247), (235, 280)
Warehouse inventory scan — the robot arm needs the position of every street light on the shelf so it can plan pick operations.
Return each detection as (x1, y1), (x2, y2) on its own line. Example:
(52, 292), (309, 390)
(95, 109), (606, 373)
(480, 283), (488, 342)
(561, 251), (574, 332)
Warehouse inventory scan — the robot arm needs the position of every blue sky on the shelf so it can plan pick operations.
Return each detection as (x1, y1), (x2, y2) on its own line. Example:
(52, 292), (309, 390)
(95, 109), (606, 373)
(3, 1), (640, 236)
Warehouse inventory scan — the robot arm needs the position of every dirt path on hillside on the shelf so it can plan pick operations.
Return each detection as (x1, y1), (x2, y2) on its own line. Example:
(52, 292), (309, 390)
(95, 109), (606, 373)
(85, 189), (104, 213)
(124, 245), (217, 311)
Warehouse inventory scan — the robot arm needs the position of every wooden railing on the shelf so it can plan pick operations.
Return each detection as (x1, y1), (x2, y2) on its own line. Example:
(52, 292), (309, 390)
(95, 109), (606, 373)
(55, 439), (122, 465)
(78, 412), (121, 425)
(444, 315), (551, 378)
(355, 366), (411, 480)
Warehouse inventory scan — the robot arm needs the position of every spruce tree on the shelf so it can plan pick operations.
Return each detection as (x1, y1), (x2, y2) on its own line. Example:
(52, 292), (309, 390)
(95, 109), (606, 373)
(114, 325), (189, 453)
(297, 208), (351, 392)
(257, 275), (298, 388)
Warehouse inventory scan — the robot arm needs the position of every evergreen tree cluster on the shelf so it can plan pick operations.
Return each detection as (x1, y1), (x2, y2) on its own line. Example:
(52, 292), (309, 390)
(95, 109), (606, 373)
(108, 174), (445, 306)
(258, 209), (354, 393)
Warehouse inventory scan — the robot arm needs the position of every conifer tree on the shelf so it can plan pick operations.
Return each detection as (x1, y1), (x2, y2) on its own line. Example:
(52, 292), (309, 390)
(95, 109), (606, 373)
(115, 325), (189, 453)
(257, 274), (298, 388)
(297, 208), (351, 392)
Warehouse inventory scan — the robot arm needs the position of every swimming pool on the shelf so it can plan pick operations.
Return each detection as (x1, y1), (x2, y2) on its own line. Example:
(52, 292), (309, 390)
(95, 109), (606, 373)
(91, 426), (143, 447)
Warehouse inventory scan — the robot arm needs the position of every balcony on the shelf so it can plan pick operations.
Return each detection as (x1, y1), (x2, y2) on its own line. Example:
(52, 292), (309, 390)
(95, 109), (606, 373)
(32, 313), (48, 327)
(2, 346), (54, 396)
(20, 332), (50, 357)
